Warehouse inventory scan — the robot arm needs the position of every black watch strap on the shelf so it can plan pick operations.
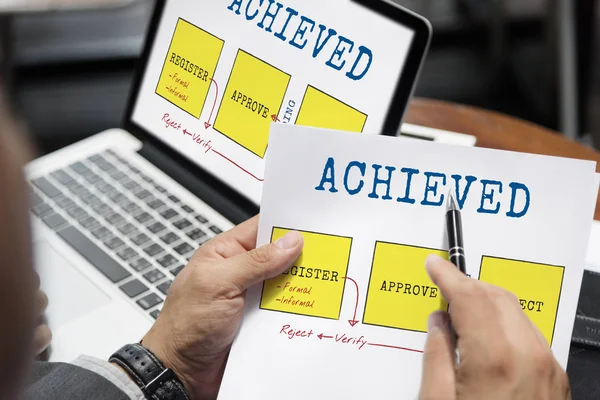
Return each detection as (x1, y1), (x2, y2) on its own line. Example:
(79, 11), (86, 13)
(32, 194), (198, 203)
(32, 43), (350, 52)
(109, 343), (190, 400)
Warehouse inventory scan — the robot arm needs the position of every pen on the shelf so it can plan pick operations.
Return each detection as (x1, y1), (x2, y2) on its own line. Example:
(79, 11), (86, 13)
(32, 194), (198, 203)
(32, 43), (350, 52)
(446, 191), (467, 274)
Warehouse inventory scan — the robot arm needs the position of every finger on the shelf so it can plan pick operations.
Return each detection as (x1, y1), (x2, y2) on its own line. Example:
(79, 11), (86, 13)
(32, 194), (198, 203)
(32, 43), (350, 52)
(222, 230), (304, 292)
(196, 216), (260, 261)
(33, 325), (52, 356)
(216, 215), (259, 251)
(420, 311), (456, 400)
(425, 254), (468, 303)
(37, 290), (49, 316)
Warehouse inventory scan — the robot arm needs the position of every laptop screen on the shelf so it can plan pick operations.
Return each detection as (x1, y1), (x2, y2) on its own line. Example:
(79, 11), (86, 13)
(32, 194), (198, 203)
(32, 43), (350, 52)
(130, 0), (421, 204)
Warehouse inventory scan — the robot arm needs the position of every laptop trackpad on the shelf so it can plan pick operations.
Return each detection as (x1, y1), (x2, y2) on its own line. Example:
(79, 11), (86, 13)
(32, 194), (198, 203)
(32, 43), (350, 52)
(36, 241), (111, 328)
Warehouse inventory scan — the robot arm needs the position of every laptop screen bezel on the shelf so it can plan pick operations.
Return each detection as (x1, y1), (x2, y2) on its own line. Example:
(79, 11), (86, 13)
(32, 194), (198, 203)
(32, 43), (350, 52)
(122, 0), (431, 204)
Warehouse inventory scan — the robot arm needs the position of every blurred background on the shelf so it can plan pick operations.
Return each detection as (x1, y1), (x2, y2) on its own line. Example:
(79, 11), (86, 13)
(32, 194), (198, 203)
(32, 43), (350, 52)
(1, 0), (599, 155)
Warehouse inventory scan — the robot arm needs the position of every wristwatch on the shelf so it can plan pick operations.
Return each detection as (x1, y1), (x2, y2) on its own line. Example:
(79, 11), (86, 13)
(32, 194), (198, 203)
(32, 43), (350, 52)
(109, 343), (190, 400)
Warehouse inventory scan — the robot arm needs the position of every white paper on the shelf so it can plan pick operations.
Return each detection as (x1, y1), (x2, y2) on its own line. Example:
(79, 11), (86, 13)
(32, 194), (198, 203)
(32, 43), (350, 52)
(584, 174), (600, 272)
(218, 125), (599, 399)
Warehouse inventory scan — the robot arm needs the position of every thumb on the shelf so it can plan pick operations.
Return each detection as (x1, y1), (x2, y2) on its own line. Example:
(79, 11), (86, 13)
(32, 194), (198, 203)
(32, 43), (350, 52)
(223, 230), (304, 292)
(419, 311), (456, 400)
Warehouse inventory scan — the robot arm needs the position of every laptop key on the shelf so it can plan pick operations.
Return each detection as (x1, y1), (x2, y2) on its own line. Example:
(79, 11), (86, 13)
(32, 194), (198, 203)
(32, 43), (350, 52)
(135, 190), (151, 200)
(97, 183), (115, 194)
(170, 265), (185, 277)
(131, 233), (150, 246)
(80, 216), (99, 230)
(84, 173), (101, 184)
(91, 226), (111, 239)
(137, 293), (162, 310)
(150, 310), (160, 320)
(70, 162), (90, 175)
(120, 279), (148, 298)
(117, 247), (138, 261)
(122, 201), (141, 214)
(89, 154), (105, 164)
(174, 243), (194, 256)
(30, 191), (44, 208)
(148, 222), (166, 234)
(105, 213), (125, 226)
(160, 232), (180, 245)
(42, 214), (68, 230)
(118, 223), (137, 235)
(148, 199), (165, 210)
(58, 226), (131, 283)
(135, 212), (152, 224)
(66, 206), (86, 219)
(104, 237), (125, 250)
(157, 280), (172, 295)
(187, 228), (207, 241)
(168, 195), (180, 203)
(32, 203), (53, 217)
(75, 211), (91, 223)
(143, 269), (166, 284)
(80, 194), (101, 206)
(181, 205), (194, 214)
(51, 170), (74, 185)
(209, 226), (223, 234)
(122, 180), (139, 190)
(160, 209), (178, 220)
(154, 185), (166, 193)
(56, 196), (75, 209)
(92, 203), (111, 215)
(130, 258), (151, 272)
(157, 254), (177, 268)
(173, 219), (192, 230)
(32, 178), (61, 198)
(194, 214), (208, 224)
(108, 192), (127, 204)
(109, 171), (126, 181)
(97, 161), (115, 171)
(144, 243), (164, 257)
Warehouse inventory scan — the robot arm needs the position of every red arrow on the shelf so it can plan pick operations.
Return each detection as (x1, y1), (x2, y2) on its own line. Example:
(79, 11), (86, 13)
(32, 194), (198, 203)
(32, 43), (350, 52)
(271, 114), (280, 122)
(204, 78), (219, 129)
(344, 276), (360, 327)
(318, 333), (333, 340)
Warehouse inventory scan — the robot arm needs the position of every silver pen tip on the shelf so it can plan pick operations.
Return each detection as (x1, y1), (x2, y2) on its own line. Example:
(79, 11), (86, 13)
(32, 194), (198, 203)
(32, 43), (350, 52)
(447, 190), (458, 211)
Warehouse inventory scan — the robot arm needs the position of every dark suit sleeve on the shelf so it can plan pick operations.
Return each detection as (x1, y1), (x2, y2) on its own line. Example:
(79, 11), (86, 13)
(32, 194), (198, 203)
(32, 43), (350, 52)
(25, 360), (140, 400)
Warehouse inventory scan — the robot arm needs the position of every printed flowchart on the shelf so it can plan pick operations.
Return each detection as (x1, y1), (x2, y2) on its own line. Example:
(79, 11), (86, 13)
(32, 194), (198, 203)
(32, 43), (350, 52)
(259, 227), (565, 352)
(156, 18), (224, 119)
(155, 18), (369, 177)
(213, 50), (291, 158)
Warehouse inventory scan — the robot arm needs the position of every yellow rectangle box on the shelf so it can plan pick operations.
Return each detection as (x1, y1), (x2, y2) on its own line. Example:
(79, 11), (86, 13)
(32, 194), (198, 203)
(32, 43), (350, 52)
(156, 18), (224, 118)
(260, 228), (352, 320)
(479, 257), (564, 345)
(363, 242), (448, 333)
(214, 50), (291, 158)
(295, 86), (368, 133)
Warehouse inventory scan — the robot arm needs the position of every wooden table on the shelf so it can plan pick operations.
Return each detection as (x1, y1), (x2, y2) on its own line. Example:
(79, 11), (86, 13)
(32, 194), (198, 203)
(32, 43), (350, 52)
(405, 98), (600, 221)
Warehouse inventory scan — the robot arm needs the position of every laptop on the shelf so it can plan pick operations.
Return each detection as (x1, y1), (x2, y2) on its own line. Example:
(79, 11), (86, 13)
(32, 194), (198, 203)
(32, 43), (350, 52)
(26, 0), (433, 362)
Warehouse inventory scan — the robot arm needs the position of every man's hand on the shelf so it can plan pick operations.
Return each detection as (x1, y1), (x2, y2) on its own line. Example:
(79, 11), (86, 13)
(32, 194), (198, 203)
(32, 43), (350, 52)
(33, 272), (51, 357)
(419, 255), (571, 400)
(142, 216), (303, 400)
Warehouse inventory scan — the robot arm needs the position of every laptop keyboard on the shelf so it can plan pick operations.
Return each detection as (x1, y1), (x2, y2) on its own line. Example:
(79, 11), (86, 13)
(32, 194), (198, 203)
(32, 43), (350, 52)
(29, 149), (226, 320)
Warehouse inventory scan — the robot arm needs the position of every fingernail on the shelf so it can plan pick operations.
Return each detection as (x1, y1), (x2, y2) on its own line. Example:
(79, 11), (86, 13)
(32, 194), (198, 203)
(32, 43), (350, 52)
(428, 311), (449, 332)
(274, 231), (300, 249)
(425, 254), (444, 269)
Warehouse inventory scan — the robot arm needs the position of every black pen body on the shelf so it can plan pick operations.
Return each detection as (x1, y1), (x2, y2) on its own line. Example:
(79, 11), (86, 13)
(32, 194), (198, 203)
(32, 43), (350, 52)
(446, 210), (467, 274)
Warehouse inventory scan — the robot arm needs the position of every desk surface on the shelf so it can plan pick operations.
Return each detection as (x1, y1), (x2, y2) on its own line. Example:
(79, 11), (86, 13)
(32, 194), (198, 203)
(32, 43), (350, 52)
(405, 98), (600, 221)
